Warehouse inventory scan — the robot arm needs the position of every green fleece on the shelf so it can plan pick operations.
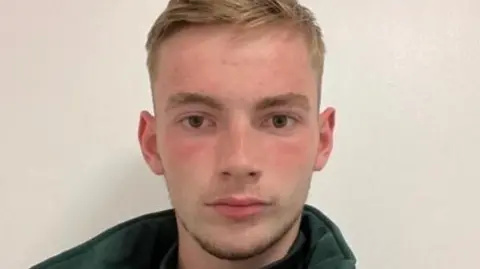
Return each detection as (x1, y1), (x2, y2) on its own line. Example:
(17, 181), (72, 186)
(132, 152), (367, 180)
(31, 204), (356, 269)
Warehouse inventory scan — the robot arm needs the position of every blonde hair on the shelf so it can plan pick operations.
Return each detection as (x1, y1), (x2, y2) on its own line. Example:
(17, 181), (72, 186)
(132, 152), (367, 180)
(145, 0), (325, 81)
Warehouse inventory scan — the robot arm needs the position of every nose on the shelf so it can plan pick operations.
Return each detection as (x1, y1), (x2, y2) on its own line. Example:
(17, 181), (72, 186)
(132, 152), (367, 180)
(217, 122), (262, 181)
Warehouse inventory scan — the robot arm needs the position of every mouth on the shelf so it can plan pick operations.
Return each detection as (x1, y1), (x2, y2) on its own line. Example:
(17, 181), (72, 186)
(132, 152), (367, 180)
(207, 197), (269, 220)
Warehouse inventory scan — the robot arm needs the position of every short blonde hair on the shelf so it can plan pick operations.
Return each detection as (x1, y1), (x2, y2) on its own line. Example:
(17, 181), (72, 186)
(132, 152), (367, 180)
(145, 0), (325, 81)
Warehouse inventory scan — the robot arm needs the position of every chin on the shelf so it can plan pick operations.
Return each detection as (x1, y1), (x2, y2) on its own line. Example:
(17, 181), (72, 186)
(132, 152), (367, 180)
(199, 237), (274, 261)
(195, 221), (286, 259)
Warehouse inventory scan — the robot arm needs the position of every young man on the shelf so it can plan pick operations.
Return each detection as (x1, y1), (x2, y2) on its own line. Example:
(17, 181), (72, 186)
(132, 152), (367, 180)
(32, 0), (356, 268)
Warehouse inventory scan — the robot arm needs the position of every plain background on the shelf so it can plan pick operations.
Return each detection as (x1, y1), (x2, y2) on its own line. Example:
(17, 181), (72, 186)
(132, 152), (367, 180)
(1, 0), (479, 268)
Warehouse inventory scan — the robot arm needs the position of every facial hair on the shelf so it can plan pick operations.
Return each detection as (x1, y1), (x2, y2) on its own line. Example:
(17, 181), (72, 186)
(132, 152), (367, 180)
(178, 208), (303, 261)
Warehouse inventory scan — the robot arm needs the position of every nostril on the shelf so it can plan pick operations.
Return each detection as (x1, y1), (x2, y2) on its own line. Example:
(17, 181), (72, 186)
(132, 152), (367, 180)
(221, 170), (259, 177)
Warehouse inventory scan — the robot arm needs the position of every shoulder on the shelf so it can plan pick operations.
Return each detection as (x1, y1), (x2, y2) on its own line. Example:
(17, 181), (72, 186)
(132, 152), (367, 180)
(30, 210), (177, 269)
(302, 205), (357, 269)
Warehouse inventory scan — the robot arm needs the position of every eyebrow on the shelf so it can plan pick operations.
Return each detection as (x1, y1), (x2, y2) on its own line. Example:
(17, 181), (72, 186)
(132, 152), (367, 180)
(164, 92), (310, 112)
(165, 92), (225, 111)
(254, 93), (310, 112)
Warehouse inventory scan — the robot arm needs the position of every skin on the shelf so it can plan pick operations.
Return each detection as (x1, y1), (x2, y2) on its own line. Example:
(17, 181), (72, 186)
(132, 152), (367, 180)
(138, 24), (335, 269)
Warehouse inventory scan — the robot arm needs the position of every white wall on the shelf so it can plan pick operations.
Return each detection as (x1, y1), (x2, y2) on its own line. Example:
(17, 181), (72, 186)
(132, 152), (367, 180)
(1, 0), (479, 268)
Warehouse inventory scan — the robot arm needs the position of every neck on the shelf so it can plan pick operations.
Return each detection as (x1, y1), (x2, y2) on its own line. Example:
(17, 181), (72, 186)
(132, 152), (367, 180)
(177, 219), (301, 269)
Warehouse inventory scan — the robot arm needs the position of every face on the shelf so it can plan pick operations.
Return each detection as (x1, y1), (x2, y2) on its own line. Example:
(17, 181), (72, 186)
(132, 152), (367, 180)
(139, 25), (335, 260)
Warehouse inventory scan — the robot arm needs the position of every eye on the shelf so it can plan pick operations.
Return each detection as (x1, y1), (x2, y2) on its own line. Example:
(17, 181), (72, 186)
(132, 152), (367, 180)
(264, 114), (297, 129)
(187, 115), (204, 128)
(271, 115), (289, 128)
(181, 115), (214, 129)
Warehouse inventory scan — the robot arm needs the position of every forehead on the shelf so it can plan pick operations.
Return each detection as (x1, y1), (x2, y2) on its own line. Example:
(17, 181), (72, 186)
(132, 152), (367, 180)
(152, 24), (317, 105)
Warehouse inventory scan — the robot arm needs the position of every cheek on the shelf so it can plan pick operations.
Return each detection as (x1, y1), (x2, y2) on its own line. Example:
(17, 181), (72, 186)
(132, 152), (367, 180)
(159, 129), (214, 206)
(160, 128), (213, 168)
(264, 133), (316, 169)
(263, 135), (314, 207)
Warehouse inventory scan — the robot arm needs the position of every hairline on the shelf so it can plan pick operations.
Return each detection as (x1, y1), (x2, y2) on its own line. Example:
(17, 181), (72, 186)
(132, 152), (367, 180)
(148, 22), (324, 82)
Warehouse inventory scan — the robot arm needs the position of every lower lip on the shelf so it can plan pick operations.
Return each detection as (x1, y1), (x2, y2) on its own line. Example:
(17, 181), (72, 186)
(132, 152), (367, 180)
(212, 204), (265, 219)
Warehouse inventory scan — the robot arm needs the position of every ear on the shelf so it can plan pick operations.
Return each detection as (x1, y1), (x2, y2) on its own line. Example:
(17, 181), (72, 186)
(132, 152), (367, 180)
(138, 111), (164, 175)
(314, 107), (336, 171)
